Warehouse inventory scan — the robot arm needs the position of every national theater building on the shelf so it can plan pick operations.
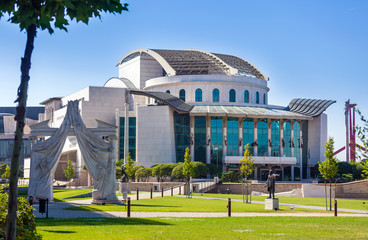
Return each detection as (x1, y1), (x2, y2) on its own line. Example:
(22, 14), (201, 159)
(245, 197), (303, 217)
(36, 48), (335, 183)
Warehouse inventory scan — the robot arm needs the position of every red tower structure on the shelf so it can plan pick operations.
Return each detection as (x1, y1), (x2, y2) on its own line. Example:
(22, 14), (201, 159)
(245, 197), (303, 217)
(333, 100), (364, 162)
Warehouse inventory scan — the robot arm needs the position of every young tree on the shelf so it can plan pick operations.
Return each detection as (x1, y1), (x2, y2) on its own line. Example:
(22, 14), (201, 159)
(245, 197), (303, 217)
(125, 153), (135, 181)
(182, 147), (194, 196)
(0, 1), (128, 238)
(318, 137), (338, 211)
(240, 144), (254, 203)
(63, 160), (75, 180)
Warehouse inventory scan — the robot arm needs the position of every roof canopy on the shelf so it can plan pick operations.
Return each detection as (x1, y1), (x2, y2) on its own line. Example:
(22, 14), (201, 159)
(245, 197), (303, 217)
(129, 90), (194, 114)
(287, 98), (336, 117)
(117, 48), (268, 80)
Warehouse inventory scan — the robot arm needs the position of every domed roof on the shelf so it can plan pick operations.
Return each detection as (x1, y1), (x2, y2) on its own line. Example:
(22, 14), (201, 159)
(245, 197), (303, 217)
(117, 48), (268, 80)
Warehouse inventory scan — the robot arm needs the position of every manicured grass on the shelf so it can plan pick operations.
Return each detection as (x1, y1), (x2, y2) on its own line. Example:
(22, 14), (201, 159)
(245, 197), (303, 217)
(64, 196), (322, 212)
(53, 188), (92, 202)
(193, 193), (368, 211)
(36, 217), (368, 240)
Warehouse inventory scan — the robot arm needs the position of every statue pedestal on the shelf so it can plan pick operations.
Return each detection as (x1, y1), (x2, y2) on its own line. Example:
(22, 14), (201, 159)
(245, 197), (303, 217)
(265, 198), (279, 210)
(121, 182), (130, 200)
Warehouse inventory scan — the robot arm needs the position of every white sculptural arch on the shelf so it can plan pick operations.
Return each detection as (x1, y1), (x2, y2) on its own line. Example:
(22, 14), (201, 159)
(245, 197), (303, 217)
(28, 100), (119, 204)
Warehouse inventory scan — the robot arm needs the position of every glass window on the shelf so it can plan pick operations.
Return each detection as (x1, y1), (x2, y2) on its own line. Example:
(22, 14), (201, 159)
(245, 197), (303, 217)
(263, 93), (266, 104)
(257, 120), (268, 156)
(271, 121), (280, 156)
(212, 88), (219, 102)
(195, 88), (202, 102)
(229, 89), (236, 102)
(244, 90), (249, 103)
(179, 89), (186, 102)
(283, 121), (291, 157)
(119, 117), (137, 161)
(174, 113), (190, 162)
(227, 118), (239, 156)
(294, 121), (300, 165)
(243, 119), (254, 155)
(256, 92), (259, 104)
(211, 117), (223, 175)
(194, 117), (206, 163)
(166, 90), (170, 94)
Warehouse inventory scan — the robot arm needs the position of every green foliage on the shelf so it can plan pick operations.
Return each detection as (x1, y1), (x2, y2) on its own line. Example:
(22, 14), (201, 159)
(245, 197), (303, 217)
(135, 167), (152, 182)
(171, 163), (185, 180)
(116, 159), (124, 167)
(318, 137), (338, 181)
(0, 189), (41, 239)
(240, 144), (253, 180)
(63, 160), (75, 180)
(221, 171), (241, 183)
(1, 165), (10, 179)
(125, 153), (135, 180)
(182, 147), (194, 183)
(0, 164), (6, 177)
(341, 173), (354, 182)
(115, 167), (122, 180)
(0, 0), (128, 33)
(359, 161), (368, 179)
(193, 161), (208, 178)
(152, 164), (175, 182)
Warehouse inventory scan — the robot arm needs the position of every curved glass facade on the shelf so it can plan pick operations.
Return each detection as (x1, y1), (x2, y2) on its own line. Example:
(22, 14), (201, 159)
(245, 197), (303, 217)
(229, 89), (236, 102)
(243, 119), (254, 155)
(227, 118), (239, 156)
(195, 88), (202, 102)
(256, 92), (259, 104)
(244, 90), (249, 103)
(119, 117), (137, 161)
(194, 116), (206, 163)
(283, 121), (291, 157)
(294, 121), (300, 164)
(263, 93), (266, 104)
(271, 121), (280, 156)
(213, 88), (219, 102)
(258, 120), (268, 156)
(179, 89), (186, 101)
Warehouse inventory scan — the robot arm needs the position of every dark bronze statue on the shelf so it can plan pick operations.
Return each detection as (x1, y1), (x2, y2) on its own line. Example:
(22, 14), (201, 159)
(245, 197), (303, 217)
(265, 170), (279, 198)
(121, 164), (128, 183)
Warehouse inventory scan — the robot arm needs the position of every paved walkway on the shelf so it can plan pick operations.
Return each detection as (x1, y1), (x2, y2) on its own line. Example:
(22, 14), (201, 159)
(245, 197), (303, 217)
(33, 190), (368, 219)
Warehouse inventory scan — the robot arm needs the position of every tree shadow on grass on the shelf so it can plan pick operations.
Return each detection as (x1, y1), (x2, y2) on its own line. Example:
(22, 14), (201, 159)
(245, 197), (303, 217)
(43, 230), (77, 234)
(36, 218), (172, 227)
(132, 204), (178, 208)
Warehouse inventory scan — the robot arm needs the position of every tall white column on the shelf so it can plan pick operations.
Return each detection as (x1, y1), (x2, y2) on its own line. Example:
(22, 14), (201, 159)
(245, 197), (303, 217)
(206, 116), (211, 164)
(190, 116), (195, 162)
(300, 122), (303, 180)
(124, 103), (129, 164)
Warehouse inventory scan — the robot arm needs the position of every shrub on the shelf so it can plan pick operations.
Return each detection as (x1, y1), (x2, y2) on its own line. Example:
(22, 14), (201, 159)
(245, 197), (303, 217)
(221, 171), (241, 183)
(206, 164), (218, 177)
(116, 167), (122, 180)
(193, 161), (208, 178)
(171, 163), (185, 181)
(0, 186), (41, 239)
(135, 167), (152, 182)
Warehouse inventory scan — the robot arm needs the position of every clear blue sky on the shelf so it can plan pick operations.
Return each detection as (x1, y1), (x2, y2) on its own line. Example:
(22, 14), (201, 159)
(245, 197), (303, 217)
(1, 0), (368, 161)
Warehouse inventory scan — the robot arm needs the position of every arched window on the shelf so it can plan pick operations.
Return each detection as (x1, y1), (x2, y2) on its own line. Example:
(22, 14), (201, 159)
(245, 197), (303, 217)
(229, 89), (236, 102)
(263, 93), (266, 104)
(166, 90), (170, 94)
(244, 90), (249, 103)
(256, 92), (259, 104)
(195, 88), (202, 102)
(179, 89), (186, 102)
(212, 88), (219, 102)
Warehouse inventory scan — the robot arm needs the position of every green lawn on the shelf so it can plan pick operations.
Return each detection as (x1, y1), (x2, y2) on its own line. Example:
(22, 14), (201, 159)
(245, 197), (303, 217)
(36, 217), (368, 240)
(64, 196), (322, 213)
(192, 193), (368, 211)
(53, 188), (93, 202)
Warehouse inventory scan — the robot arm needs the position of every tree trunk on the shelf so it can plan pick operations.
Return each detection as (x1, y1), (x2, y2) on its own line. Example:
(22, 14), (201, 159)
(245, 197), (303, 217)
(324, 180), (327, 211)
(6, 24), (36, 240)
(329, 180), (332, 211)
